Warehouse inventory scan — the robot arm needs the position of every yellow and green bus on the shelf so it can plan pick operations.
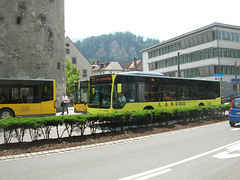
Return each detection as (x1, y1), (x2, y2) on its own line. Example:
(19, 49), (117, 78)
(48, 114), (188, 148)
(73, 80), (88, 113)
(0, 78), (56, 119)
(87, 72), (221, 114)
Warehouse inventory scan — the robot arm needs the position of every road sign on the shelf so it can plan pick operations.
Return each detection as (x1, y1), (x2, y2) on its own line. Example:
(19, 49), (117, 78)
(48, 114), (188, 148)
(214, 74), (223, 81)
(231, 79), (240, 82)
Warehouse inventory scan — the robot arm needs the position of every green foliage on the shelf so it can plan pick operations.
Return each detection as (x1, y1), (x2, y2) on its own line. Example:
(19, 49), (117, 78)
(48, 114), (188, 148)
(43, 116), (64, 127)
(0, 104), (230, 144)
(130, 110), (153, 127)
(65, 59), (80, 96)
(74, 31), (160, 64)
(153, 109), (174, 123)
(188, 107), (202, 121)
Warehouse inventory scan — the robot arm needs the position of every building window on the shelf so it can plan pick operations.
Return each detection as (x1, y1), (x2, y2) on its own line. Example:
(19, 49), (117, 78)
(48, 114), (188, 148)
(57, 62), (60, 70)
(83, 70), (87, 77)
(66, 49), (70, 54)
(16, 16), (22, 24)
(72, 58), (76, 64)
(66, 43), (70, 47)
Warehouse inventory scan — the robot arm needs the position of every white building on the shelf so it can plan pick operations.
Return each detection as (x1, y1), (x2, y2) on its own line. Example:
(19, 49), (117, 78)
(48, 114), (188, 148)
(142, 22), (240, 97)
(65, 37), (92, 81)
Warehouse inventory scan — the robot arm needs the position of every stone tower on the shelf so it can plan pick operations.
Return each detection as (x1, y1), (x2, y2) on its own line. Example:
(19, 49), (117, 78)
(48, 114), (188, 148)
(0, 0), (65, 107)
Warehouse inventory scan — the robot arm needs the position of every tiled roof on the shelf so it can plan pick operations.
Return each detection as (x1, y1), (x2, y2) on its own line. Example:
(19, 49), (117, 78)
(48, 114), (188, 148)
(122, 60), (143, 71)
(93, 61), (123, 72)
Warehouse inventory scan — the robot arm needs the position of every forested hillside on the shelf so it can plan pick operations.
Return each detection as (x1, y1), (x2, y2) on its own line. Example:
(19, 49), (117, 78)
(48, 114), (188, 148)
(74, 32), (160, 65)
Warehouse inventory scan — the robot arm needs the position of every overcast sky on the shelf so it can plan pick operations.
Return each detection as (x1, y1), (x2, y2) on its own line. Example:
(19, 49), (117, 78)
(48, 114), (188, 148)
(65, 0), (240, 42)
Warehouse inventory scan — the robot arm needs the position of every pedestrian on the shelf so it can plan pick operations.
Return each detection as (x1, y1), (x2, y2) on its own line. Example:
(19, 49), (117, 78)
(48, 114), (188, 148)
(61, 94), (69, 115)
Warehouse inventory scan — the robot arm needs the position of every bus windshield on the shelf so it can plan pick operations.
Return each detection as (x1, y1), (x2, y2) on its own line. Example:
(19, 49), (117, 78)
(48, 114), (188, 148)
(74, 81), (88, 104)
(88, 75), (113, 108)
(89, 84), (111, 108)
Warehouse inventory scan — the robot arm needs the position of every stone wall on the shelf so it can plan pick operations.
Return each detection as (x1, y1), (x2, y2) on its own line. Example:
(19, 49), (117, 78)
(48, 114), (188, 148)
(0, 0), (65, 109)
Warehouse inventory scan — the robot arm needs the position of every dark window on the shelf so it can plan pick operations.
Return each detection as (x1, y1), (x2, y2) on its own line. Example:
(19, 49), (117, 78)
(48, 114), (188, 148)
(89, 84), (111, 108)
(72, 58), (76, 64)
(57, 62), (60, 70)
(233, 100), (240, 108)
(41, 82), (53, 101)
(83, 70), (87, 77)
(113, 76), (220, 107)
(0, 80), (53, 104)
(16, 16), (22, 24)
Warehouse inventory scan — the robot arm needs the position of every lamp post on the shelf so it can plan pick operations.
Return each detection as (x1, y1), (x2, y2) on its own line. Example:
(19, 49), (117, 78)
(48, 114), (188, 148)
(177, 52), (181, 77)
(235, 61), (238, 97)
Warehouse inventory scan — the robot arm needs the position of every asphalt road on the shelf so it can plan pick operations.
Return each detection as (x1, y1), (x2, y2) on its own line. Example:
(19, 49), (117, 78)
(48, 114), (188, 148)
(0, 121), (240, 180)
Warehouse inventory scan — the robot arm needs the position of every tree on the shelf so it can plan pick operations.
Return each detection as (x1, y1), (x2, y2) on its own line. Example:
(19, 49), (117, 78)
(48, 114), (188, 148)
(65, 59), (80, 96)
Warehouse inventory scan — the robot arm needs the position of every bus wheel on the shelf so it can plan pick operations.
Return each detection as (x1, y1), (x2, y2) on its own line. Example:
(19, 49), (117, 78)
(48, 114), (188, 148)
(0, 109), (14, 119)
(198, 103), (204, 106)
(230, 121), (235, 127)
(144, 106), (154, 110)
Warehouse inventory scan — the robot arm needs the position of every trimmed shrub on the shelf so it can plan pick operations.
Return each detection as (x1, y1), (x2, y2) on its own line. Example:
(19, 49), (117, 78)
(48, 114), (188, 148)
(130, 110), (153, 127)
(0, 104), (230, 144)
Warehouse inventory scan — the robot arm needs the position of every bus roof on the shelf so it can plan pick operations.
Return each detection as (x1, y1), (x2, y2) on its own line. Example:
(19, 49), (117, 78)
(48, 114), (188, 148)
(91, 72), (219, 83)
(119, 71), (164, 77)
(0, 78), (55, 82)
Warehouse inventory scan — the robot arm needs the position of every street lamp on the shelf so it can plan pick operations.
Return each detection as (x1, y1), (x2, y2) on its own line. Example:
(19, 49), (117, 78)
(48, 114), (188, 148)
(235, 61), (238, 97)
(177, 52), (181, 77)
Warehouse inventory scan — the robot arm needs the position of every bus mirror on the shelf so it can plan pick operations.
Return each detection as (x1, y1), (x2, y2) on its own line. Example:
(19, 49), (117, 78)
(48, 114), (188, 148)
(92, 88), (95, 95)
(117, 84), (122, 93)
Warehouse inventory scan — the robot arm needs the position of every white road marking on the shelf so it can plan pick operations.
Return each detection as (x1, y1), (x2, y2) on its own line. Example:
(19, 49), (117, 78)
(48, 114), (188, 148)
(231, 128), (240, 131)
(213, 142), (240, 159)
(134, 169), (172, 180)
(119, 140), (240, 180)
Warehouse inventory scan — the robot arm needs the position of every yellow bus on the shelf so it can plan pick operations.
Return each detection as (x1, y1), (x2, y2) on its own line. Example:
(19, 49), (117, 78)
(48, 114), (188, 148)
(0, 78), (56, 119)
(87, 72), (221, 114)
(73, 80), (88, 113)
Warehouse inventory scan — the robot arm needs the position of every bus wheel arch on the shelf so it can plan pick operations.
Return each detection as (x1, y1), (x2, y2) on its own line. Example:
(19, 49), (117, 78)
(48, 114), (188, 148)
(144, 106), (154, 110)
(198, 103), (205, 106)
(0, 108), (15, 119)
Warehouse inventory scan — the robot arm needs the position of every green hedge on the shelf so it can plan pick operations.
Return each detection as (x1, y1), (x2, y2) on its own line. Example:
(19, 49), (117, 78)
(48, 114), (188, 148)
(0, 104), (230, 144)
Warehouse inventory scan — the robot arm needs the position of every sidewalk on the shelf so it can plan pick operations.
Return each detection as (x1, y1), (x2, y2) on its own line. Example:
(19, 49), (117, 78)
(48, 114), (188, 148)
(56, 107), (82, 116)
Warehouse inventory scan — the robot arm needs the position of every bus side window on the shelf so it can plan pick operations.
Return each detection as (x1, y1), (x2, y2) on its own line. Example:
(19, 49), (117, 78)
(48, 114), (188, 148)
(12, 87), (20, 103)
(42, 82), (53, 101)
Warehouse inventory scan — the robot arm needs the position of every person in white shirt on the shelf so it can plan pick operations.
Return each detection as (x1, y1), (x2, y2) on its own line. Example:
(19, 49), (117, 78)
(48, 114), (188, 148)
(118, 93), (126, 106)
(61, 94), (69, 115)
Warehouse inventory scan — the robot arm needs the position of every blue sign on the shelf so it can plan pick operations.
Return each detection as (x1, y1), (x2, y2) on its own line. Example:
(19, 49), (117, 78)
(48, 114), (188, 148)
(232, 79), (240, 82)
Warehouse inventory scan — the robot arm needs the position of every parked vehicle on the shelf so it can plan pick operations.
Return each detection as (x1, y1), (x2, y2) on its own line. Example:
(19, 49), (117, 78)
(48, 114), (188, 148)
(229, 98), (240, 127)
(0, 78), (56, 119)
